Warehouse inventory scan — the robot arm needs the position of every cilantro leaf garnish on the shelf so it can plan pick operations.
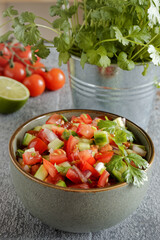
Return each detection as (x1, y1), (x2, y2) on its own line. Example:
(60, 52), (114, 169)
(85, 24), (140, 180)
(123, 164), (148, 187)
(125, 153), (149, 169)
(97, 119), (116, 134)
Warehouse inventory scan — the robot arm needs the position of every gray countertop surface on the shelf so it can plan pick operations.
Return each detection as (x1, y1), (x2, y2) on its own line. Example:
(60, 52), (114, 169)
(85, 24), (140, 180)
(0, 48), (160, 240)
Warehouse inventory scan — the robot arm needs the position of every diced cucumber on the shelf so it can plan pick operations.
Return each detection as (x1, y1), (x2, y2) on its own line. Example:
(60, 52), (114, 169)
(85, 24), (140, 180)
(22, 133), (36, 146)
(78, 137), (93, 144)
(33, 126), (42, 131)
(55, 162), (71, 175)
(56, 180), (67, 187)
(94, 131), (109, 146)
(114, 117), (125, 128)
(34, 164), (48, 181)
(111, 161), (127, 182)
(16, 149), (24, 158)
(25, 147), (35, 153)
(59, 161), (71, 168)
(48, 138), (64, 150)
(78, 142), (90, 151)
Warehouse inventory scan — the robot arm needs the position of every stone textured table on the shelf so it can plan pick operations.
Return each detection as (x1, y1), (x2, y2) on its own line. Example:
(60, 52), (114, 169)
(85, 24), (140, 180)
(1, 48), (160, 240)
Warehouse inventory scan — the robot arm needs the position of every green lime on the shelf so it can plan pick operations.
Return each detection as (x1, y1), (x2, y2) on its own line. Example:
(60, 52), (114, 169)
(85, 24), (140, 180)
(0, 77), (30, 114)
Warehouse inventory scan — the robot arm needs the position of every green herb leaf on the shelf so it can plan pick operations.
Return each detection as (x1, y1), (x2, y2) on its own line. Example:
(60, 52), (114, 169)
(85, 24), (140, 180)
(3, 6), (18, 17)
(76, 32), (95, 51)
(106, 155), (124, 172)
(19, 12), (36, 24)
(80, 52), (88, 69)
(31, 40), (50, 60)
(96, 46), (111, 67)
(59, 51), (70, 66)
(123, 164), (148, 187)
(114, 129), (127, 145)
(117, 52), (135, 71)
(125, 153), (149, 169)
(0, 31), (13, 43)
(113, 26), (129, 46)
(97, 119), (117, 134)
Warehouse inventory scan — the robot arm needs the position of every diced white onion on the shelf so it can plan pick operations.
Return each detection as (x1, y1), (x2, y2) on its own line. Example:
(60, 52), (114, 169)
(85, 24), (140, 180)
(72, 165), (87, 183)
(132, 145), (147, 157)
(23, 165), (30, 172)
(95, 162), (105, 173)
(43, 128), (57, 142)
(82, 170), (92, 179)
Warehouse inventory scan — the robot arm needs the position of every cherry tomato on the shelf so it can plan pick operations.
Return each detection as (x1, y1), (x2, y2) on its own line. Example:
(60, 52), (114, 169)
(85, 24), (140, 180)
(22, 74), (45, 97)
(4, 62), (26, 82)
(13, 43), (32, 65)
(43, 68), (65, 91)
(29, 62), (46, 76)
(0, 43), (11, 67)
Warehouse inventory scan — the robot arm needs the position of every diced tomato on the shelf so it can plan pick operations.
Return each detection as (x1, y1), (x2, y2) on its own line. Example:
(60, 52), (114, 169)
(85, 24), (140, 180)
(71, 116), (83, 124)
(28, 137), (48, 154)
(76, 124), (95, 139)
(52, 125), (65, 137)
(45, 174), (64, 184)
(78, 150), (96, 166)
(66, 135), (79, 160)
(90, 145), (99, 155)
(62, 121), (72, 129)
(37, 129), (49, 145)
(69, 124), (78, 132)
(97, 170), (110, 187)
(66, 168), (81, 184)
(30, 164), (41, 175)
(92, 117), (101, 127)
(99, 144), (112, 153)
(27, 130), (39, 136)
(95, 151), (113, 163)
(80, 114), (92, 124)
(81, 161), (100, 178)
(69, 183), (90, 189)
(43, 158), (58, 178)
(23, 151), (42, 165)
(46, 113), (63, 125)
(50, 149), (68, 164)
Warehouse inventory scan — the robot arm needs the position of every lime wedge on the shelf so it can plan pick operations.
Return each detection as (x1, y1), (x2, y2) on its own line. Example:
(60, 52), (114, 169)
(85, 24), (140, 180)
(0, 77), (30, 114)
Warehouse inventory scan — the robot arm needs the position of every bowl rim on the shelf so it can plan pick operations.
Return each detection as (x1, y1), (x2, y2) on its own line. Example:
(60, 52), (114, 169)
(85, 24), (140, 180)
(9, 109), (155, 193)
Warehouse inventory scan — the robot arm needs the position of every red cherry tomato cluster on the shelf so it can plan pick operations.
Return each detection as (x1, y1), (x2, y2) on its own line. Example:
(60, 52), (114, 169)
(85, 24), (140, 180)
(0, 42), (66, 97)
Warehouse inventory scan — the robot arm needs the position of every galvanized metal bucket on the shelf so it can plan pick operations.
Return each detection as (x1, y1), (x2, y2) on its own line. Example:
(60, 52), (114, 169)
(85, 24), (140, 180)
(68, 55), (160, 130)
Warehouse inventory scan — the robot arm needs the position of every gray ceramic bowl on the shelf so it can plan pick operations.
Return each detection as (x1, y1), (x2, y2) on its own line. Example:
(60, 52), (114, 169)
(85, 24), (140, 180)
(9, 110), (154, 233)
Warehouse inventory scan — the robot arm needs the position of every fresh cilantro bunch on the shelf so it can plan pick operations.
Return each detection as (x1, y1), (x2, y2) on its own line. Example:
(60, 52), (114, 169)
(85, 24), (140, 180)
(1, 0), (160, 71)
(97, 118), (149, 187)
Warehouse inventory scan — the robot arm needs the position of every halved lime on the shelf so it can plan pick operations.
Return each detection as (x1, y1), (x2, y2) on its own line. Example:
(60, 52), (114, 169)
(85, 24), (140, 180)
(0, 77), (30, 114)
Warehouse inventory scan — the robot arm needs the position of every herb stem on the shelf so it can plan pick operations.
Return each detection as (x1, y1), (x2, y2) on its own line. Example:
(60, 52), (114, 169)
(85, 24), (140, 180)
(36, 24), (61, 35)
(84, 0), (87, 29)
(79, 9), (92, 32)
(36, 16), (53, 26)
(0, 19), (12, 28)
(94, 38), (118, 48)
(130, 34), (159, 61)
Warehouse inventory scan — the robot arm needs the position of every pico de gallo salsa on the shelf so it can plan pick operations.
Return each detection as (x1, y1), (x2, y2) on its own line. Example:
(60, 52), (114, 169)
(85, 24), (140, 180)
(16, 113), (149, 188)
